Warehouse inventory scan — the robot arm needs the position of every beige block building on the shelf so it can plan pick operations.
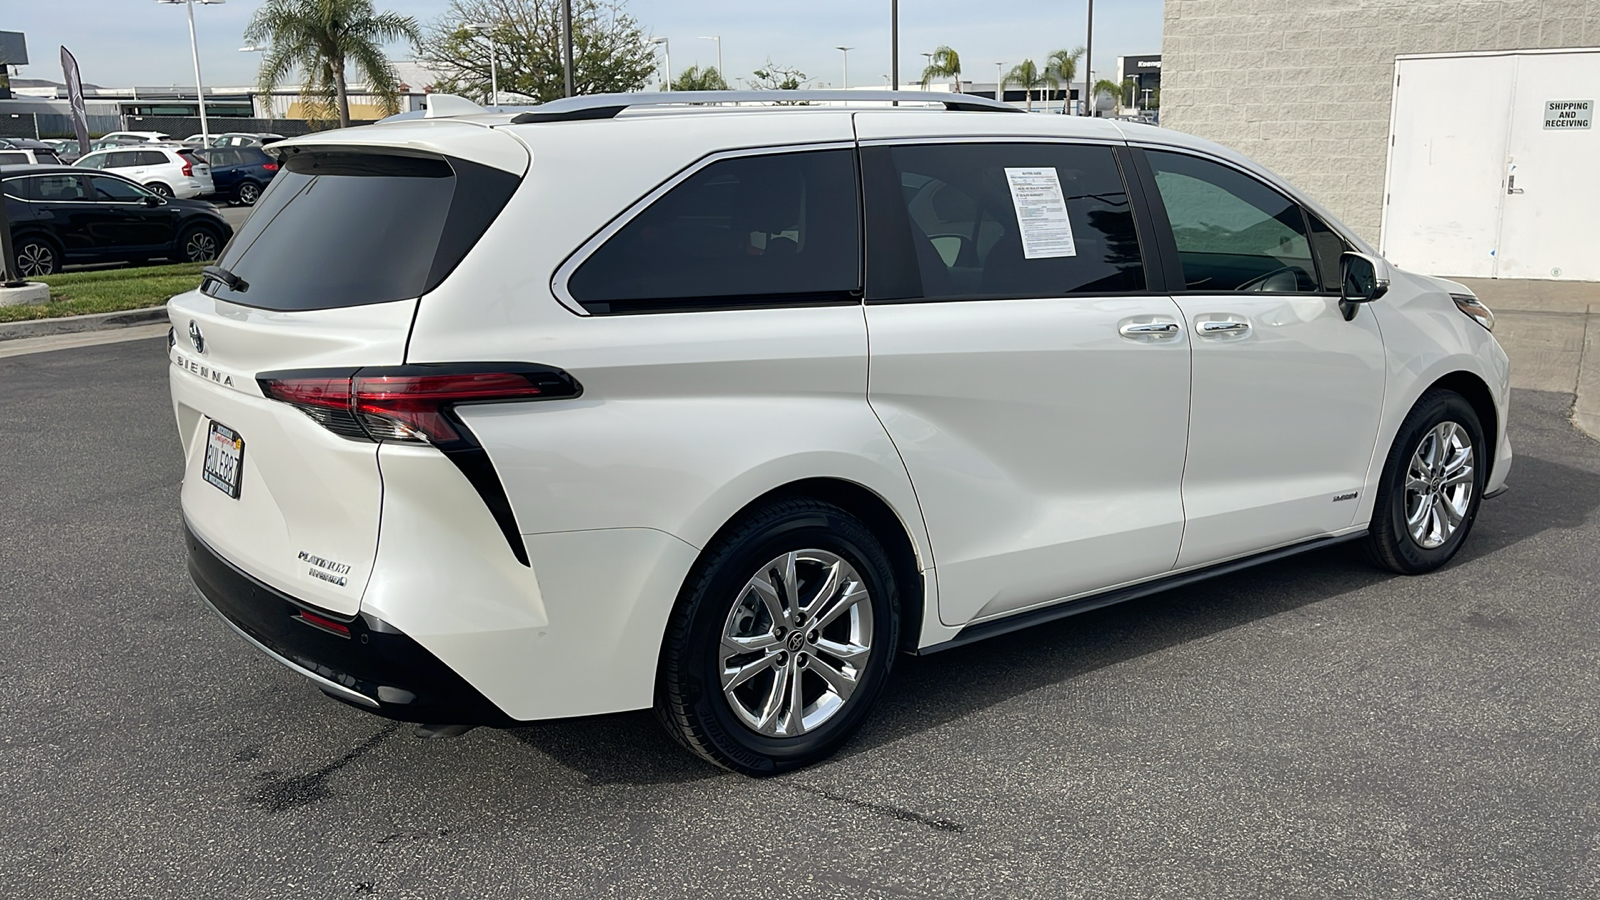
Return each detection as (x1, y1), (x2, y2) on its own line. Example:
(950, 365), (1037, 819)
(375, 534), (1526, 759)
(1160, 0), (1600, 244)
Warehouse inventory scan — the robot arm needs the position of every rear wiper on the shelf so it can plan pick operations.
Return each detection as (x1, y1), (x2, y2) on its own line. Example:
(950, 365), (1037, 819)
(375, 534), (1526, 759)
(201, 265), (249, 293)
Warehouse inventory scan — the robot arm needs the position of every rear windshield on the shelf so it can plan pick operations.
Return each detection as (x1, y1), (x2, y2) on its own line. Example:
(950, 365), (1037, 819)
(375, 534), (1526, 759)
(202, 149), (520, 311)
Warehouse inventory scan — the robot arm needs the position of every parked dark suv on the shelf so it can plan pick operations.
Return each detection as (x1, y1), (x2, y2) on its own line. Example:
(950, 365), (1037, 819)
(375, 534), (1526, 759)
(199, 146), (280, 206)
(2, 164), (234, 276)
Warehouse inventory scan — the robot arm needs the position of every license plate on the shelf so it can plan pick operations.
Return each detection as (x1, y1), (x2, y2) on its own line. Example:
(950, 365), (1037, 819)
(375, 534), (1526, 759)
(203, 420), (245, 499)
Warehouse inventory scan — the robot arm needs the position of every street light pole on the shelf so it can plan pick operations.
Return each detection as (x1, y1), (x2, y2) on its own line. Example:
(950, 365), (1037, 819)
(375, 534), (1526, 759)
(650, 37), (670, 90)
(891, 0), (899, 92)
(995, 62), (1004, 102)
(699, 36), (721, 79)
(239, 44), (266, 117)
(467, 24), (498, 106)
(1083, 0), (1094, 116)
(157, 0), (223, 144)
(562, 0), (574, 97)
(836, 47), (852, 89)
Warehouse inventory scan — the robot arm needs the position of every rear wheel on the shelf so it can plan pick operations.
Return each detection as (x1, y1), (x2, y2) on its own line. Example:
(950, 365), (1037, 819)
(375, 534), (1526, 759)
(656, 499), (900, 775)
(235, 180), (261, 206)
(147, 182), (174, 198)
(15, 236), (59, 277)
(1365, 390), (1486, 574)
(178, 224), (221, 263)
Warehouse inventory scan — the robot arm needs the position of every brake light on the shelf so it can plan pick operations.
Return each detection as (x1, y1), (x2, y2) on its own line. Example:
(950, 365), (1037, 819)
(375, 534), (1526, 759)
(258, 364), (582, 448)
(181, 158), (193, 177)
(263, 162), (279, 172)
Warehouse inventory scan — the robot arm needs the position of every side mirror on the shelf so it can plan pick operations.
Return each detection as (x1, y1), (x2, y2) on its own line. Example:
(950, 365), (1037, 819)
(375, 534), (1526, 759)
(143, 195), (162, 207)
(1339, 251), (1390, 319)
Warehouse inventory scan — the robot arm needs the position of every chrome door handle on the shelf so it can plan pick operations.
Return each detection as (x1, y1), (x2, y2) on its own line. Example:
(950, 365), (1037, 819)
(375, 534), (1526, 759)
(1198, 320), (1251, 335)
(1119, 321), (1180, 337)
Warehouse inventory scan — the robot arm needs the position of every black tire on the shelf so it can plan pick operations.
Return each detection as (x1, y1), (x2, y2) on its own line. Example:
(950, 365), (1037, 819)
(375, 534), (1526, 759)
(177, 223), (221, 262)
(235, 180), (262, 206)
(656, 498), (900, 775)
(147, 182), (174, 198)
(1365, 390), (1486, 574)
(14, 235), (60, 277)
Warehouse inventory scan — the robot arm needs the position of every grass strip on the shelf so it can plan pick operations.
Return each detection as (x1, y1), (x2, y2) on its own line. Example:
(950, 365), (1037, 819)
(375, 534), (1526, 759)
(0, 262), (204, 323)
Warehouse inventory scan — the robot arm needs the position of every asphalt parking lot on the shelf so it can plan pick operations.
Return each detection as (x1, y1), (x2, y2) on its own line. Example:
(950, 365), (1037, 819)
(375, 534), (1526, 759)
(3, 336), (1598, 899)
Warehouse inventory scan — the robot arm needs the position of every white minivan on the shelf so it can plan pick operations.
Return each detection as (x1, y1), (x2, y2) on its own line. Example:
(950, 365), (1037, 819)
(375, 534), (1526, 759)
(169, 91), (1510, 774)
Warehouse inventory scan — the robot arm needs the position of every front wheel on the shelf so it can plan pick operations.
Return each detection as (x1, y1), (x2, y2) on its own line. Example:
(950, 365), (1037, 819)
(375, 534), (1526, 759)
(1365, 390), (1486, 574)
(656, 499), (900, 775)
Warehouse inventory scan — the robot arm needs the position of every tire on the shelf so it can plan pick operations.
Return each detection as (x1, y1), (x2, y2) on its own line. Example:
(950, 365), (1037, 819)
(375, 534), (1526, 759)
(235, 181), (261, 206)
(14, 235), (60, 277)
(655, 498), (901, 775)
(148, 182), (174, 198)
(1365, 390), (1486, 574)
(177, 224), (221, 263)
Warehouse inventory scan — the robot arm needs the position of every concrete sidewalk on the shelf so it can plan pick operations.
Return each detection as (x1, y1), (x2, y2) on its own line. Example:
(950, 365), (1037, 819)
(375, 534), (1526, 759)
(1451, 277), (1600, 441)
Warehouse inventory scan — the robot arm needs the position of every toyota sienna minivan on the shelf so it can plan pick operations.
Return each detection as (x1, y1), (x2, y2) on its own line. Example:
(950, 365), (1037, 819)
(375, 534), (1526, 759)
(170, 90), (1510, 774)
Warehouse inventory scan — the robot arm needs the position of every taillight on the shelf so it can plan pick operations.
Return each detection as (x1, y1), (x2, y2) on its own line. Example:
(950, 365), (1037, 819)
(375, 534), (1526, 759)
(262, 162), (279, 172)
(181, 158), (193, 176)
(258, 364), (581, 448)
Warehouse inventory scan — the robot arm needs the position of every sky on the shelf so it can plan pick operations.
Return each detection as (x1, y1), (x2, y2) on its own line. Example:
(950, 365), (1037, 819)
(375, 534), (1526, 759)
(5, 0), (1164, 91)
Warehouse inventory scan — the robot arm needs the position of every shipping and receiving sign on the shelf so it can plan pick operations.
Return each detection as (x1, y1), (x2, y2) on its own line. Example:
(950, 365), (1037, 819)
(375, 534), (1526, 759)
(1544, 100), (1592, 130)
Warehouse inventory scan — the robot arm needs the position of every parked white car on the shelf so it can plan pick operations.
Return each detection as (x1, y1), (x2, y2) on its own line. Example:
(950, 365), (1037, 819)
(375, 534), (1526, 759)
(169, 91), (1511, 775)
(98, 130), (171, 143)
(75, 145), (214, 199)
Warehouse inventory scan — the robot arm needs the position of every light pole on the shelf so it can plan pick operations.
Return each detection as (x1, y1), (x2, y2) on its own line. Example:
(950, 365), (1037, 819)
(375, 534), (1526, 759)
(466, 24), (498, 107)
(1083, 0), (1094, 116)
(836, 47), (853, 89)
(239, 44), (266, 118)
(562, 0), (574, 97)
(156, 0), (224, 145)
(699, 35), (721, 80)
(995, 62), (1004, 102)
(649, 37), (670, 90)
(890, 0), (899, 92)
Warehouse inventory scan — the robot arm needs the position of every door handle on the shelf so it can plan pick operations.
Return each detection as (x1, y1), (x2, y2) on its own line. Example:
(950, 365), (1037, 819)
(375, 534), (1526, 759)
(1197, 319), (1251, 337)
(1119, 321), (1180, 337)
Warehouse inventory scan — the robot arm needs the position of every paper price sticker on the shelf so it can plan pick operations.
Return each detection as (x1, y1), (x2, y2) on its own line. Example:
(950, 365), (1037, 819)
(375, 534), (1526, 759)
(1004, 167), (1078, 259)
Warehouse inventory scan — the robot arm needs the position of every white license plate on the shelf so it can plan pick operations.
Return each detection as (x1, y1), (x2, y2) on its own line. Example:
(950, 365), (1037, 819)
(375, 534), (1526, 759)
(203, 420), (245, 499)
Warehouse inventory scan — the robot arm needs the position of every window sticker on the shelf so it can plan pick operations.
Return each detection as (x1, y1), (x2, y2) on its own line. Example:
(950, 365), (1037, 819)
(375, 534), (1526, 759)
(1004, 167), (1077, 259)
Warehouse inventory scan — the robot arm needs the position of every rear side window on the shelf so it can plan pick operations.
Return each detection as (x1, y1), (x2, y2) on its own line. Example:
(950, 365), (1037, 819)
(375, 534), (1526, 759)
(565, 149), (860, 314)
(33, 174), (88, 201)
(203, 149), (520, 311)
(140, 150), (170, 166)
(1146, 150), (1318, 293)
(35, 151), (61, 165)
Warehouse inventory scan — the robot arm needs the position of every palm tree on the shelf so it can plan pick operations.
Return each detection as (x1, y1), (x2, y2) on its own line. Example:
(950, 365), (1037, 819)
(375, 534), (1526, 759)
(1003, 59), (1048, 111)
(1046, 47), (1083, 114)
(1091, 77), (1127, 116)
(246, 0), (420, 128)
(920, 45), (962, 92)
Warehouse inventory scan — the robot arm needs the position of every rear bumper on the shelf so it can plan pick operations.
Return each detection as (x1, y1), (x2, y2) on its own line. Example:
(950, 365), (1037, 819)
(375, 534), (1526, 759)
(186, 524), (513, 725)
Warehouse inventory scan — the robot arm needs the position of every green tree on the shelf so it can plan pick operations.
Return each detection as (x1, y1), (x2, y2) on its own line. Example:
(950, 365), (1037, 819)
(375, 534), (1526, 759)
(1045, 46), (1083, 113)
(1004, 59), (1054, 111)
(246, 0), (421, 128)
(749, 60), (809, 91)
(1091, 77), (1131, 116)
(669, 65), (728, 91)
(919, 45), (961, 91)
(417, 0), (658, 104)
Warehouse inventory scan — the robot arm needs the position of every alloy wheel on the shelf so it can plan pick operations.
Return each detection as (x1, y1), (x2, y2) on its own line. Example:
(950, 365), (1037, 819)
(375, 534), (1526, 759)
(1404, 420), (1475, 549)
(185, 231), (218, 261)
(719, 549), (874, 737)
(238, 183), (259, 205)
(17, 242), (55, 277)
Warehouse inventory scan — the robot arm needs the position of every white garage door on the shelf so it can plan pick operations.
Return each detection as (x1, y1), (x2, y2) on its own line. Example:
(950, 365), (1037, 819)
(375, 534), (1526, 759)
(1383, 49), (1600, 281)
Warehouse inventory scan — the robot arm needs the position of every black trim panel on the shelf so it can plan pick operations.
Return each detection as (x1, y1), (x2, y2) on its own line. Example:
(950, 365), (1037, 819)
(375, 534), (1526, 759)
(186, 523), (515, 725)
(918, 532), (1367, 655)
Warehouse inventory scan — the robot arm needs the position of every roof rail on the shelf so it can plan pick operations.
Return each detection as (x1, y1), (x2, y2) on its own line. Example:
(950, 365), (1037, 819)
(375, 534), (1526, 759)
(508, 90), (1022, 124)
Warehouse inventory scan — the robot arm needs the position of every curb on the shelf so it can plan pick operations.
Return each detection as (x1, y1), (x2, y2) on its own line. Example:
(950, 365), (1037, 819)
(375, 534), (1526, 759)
(0, 306), (169, 343)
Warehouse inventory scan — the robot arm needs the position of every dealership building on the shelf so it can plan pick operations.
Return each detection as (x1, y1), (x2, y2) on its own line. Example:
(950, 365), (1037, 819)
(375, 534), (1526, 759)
(1161, 0), (1600, 281)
